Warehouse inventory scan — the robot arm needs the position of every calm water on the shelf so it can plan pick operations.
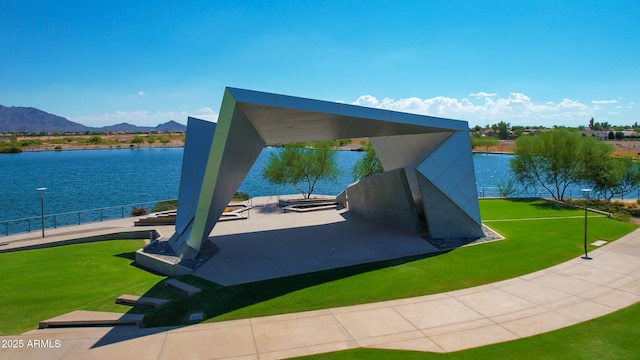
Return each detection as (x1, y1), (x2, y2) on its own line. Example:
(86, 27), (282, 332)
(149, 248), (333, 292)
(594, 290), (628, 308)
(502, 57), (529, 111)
(0, 149), (533, 231)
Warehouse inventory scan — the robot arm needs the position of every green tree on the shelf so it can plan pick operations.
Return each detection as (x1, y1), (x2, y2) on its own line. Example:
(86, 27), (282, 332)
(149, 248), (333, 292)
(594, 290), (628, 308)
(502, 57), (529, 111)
(586, 156), (640, 201)
(510, 129), (612, 201)
(352, 141), (384, 180)
(131, 136), (144, 144)
(262, 141), (339, 199)
(497, 121), (510, 140)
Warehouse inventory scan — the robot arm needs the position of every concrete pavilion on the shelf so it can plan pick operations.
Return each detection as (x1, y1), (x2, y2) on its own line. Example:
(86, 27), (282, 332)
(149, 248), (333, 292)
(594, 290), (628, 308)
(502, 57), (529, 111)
(169, 87), (484, 260)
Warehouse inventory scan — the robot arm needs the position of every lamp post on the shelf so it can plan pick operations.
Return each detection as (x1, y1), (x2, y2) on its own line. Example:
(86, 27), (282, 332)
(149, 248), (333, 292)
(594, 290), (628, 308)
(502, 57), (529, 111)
(581, 188), (592, 260)
(37, 187), (47, 238)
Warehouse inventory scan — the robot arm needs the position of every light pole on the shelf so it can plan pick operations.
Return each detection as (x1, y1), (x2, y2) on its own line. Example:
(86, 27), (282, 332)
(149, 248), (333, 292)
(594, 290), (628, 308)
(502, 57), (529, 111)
(37, 187), (47, 238)
(581, 188), (592, 260)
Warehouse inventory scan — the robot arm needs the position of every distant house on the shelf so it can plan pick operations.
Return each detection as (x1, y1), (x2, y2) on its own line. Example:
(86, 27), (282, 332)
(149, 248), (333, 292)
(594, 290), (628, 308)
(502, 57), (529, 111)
(522, 128), (543, 136)
(580, 130), (608, 140)
(482, 129), (496, 137)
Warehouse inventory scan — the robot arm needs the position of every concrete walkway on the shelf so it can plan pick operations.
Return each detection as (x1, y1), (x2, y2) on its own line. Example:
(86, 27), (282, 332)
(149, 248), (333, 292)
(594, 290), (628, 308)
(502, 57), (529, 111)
(1, 209), (639, 359)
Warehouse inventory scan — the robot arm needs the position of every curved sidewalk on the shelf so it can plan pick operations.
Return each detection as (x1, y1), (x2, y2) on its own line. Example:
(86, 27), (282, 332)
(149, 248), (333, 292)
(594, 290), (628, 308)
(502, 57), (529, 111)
(1, 228), (639, 359)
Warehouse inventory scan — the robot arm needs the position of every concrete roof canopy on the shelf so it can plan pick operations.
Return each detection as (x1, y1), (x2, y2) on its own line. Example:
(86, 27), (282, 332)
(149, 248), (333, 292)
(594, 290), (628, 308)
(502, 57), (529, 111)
(169, 87), (483, 260)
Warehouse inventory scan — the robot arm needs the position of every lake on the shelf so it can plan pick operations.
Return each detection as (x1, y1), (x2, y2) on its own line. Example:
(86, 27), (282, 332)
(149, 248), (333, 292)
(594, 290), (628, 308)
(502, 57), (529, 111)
(0, 148), (578, 232)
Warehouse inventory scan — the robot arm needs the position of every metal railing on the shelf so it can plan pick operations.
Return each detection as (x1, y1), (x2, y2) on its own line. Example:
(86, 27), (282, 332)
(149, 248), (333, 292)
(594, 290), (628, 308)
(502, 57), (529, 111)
(477, 186), (640, 200)
(0, 199), (177, 237)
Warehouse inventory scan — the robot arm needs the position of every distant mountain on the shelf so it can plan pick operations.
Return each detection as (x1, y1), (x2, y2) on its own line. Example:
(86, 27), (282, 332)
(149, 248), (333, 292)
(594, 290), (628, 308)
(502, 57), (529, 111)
(0, 105), (186, 133)
(154, 120), (186, 132)
(101, 123), (153, 133)
(0, 105), (91, 132)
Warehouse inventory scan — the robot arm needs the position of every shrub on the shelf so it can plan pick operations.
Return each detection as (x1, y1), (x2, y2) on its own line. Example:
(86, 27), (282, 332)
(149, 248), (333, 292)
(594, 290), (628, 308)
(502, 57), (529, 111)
(131, 207), (148, 216)
(232, 192), (250, 201)
(151, 200), (178, 213)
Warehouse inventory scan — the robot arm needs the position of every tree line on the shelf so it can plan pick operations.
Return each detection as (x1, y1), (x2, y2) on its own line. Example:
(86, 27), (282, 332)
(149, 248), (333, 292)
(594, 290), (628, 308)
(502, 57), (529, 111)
(510, 128), (640, 201)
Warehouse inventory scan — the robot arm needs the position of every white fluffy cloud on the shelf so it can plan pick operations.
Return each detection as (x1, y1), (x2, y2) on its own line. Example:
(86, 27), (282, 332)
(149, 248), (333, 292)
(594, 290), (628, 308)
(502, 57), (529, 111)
(351, 92), (601, 127)
(70, 107), (218, 127)
(137, 91), (145, 96)
(469, 92), (497, 97)
(592, 99), (617, 104)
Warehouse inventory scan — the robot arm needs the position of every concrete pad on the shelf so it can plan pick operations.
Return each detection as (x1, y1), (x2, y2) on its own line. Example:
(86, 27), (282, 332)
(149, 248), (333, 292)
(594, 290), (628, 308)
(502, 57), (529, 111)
(619, 278), (640, 296)
(368, 336), (444, 353)
(429, 324), (519, 352)
(194, 210), (438, 285)
(159, 322), (256, 360)
(453, 289), (536, 317)
(420, 318), (496, 337)
(393, 297), (485, 330)
(258, 341), (358, 360)
(500, 311), (576, 338)
(556, 263), (628, 286)
(552, 300), (615, 322)
(589, 288), (640, 308)
(333, 307), (418, 339)
(355, 330), (425, 347)
(251, 314), (354, 353)
(39, 311), (144, 328)
(518, 268), (552, 281)
(528, 273), (598, 295)
(65, 332), (166, 360)
(585, 252), (640, 274)
(491, 279), (572, 305)
(608, 242), (640, 257)
(249, 310), (332, 325)
(329, 302), (389, 315)
(385, 293), (450, 307)
(490, 306), (549, 324)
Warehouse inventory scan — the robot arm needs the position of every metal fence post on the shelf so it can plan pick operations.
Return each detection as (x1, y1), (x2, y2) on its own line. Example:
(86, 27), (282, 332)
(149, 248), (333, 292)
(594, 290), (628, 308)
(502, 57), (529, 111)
(54, 215), (57, 229)
(78, 213), (81, 225)
(100, 209), (103, 222)
(28, 219), (31, 232)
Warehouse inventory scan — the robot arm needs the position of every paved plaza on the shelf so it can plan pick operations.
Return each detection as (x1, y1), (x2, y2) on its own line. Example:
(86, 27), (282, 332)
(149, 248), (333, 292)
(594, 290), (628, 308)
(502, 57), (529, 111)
(0, 200), (639, 360)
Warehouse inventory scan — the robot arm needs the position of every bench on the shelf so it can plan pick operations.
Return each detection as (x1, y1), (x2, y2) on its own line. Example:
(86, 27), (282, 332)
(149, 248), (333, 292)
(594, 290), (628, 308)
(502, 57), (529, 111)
(115, 294), (169, 308)
(165, 279), (201, 296)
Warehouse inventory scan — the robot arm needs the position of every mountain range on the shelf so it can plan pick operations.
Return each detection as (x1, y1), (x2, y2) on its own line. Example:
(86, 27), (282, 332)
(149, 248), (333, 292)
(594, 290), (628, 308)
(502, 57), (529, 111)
(0, 105), (186, 133)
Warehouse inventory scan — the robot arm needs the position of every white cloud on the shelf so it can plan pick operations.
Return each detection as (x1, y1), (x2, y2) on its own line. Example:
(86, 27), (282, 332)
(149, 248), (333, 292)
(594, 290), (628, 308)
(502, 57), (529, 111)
(351, 92), (598, 127)
(469, 92), (497, 97)
(69, 107), (218, 127)
(137, 91), (145, 96)
(591, 99), (617, 104)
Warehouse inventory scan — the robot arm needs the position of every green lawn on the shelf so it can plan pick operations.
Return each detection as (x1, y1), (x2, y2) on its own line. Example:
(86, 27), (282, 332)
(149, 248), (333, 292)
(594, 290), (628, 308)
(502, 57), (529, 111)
(1, 199), (637, 338)
(296, 301), (640, 360)
(141, 199), (636, 327)
(480, 198), (602, 220)
(0, 240), (173, 335)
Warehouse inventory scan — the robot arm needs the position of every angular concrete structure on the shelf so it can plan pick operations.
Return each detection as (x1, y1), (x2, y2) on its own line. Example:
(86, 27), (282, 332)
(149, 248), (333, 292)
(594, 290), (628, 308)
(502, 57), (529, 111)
(169, 87), (483, 259)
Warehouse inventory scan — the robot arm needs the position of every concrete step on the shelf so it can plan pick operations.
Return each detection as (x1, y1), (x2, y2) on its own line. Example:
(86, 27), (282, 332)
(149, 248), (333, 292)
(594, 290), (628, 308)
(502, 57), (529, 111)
(165, 279), (201, 296)
(115, 294), (169, 308)
(39, 310), (144, 329)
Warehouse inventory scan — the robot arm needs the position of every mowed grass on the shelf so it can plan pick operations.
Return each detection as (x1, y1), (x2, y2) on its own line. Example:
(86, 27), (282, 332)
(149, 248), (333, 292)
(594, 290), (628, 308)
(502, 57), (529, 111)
(296, 302), (640, 360)
(1, 199), (637, 336)
(141, 199), (636, 326)
(0, 240), (170, 335)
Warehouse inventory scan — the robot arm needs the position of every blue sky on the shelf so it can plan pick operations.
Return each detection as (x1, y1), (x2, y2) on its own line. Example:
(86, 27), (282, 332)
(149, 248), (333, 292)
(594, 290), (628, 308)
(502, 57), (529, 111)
(1, 0), (638, 128)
